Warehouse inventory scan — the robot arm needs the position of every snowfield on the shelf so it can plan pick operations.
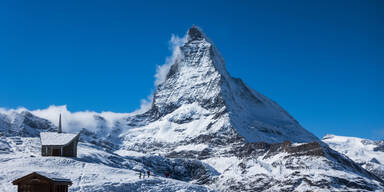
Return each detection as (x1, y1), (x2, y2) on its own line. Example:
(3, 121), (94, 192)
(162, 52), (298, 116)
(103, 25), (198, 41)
(0, 137), (215, 192)
(2, 135), (382, 192)
(323, 134), (384, 180)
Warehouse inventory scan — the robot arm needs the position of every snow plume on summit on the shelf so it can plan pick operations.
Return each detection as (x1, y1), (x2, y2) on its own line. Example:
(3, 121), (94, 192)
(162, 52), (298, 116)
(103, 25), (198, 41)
(154, 34), (187, 87)
(138, 33), (188, 114)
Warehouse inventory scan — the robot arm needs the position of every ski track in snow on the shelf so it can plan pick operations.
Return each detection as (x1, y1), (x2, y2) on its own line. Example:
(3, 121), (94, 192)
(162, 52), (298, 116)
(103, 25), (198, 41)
(78, 163), (87, 192)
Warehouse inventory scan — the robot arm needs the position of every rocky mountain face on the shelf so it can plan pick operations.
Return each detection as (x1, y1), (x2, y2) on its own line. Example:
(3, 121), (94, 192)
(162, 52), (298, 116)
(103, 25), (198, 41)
(0, 26), (383, 191)
(148, 26), (318, 144)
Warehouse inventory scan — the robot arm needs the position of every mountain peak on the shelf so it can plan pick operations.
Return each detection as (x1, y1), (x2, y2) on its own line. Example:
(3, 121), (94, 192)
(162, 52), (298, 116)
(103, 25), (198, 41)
(148, 27), (319, 144)
(187, 26), (207, 41)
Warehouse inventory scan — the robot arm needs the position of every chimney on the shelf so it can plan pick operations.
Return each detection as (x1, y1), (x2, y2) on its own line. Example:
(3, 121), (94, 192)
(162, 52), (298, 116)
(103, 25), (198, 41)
(58, 114), (62, 133)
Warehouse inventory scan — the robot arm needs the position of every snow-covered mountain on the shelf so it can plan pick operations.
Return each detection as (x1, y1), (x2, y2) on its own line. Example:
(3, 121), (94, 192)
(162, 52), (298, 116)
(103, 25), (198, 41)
(145, 26), (318, 144)
(323, 134), (384, 180)
(0, 26), (383, 191)
(119, 26), (319, 157)
(0, 110), (56, 137)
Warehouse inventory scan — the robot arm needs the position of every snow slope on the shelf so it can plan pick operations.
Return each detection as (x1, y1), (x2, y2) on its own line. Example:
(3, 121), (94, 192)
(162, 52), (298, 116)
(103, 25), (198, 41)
(0, 136), (216, 192)
(323, 134), (384, 180)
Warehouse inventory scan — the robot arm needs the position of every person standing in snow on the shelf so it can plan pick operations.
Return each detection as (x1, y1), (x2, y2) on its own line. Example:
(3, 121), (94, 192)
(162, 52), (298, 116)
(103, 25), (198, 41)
(165, 172), (169, 178)
(139, 171), (142, 179)
(147, 170), (150, 178)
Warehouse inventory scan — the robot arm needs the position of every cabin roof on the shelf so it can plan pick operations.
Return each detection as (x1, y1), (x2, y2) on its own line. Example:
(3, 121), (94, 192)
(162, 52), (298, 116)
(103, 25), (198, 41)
(34, 172), (72, 182)
(40, 132), (79, 146)
(12, 172), (72, 185)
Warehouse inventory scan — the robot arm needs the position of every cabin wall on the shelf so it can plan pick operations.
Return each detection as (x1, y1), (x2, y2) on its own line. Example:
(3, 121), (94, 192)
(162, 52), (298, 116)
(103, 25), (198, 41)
(54, 184), (69, 192)
(16, 183), (69, 192)
(17, 184), (51, 192)
(63, 142), (74, 157)
(42, 146), (62, 156)
(41, 146), (53, 156)
(41, 146), (46, 156)
(63, 137), (78, 157)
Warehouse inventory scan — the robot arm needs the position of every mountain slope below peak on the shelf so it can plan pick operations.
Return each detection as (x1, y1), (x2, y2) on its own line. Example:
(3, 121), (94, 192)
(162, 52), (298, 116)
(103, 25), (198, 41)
(323, 134), (384, 180)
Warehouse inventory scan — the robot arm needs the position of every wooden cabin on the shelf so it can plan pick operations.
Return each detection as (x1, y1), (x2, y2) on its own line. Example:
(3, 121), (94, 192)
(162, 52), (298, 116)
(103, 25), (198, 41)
(12, 172), (72, 192)
(40, 132), (79, 157)
(40, 114), (80, 157)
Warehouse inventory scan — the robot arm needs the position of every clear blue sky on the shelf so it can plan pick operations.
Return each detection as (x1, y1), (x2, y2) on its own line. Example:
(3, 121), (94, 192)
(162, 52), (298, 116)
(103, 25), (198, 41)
(0, 0), (383, 139)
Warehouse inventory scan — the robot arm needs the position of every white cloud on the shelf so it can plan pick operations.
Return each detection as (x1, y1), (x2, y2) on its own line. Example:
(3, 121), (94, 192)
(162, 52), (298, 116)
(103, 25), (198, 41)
(0, 105), (131, 133)
(131, 93), (153, 115)
(154, 34), (186, 86)
(0, 107), (27, 115)
(0, 107), (29, 122)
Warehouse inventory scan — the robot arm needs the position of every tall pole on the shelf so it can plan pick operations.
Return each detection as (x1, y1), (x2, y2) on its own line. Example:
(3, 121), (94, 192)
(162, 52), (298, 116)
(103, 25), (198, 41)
(58, 114), (62, 133)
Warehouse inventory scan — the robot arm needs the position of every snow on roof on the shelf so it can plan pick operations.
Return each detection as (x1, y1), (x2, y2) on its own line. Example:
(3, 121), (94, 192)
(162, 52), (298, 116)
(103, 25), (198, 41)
(40, 132), (78, 146)
(34, 171), (72, 183)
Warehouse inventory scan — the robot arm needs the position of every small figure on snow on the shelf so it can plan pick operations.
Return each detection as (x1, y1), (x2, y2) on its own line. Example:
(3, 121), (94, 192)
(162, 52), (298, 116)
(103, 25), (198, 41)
(139, 171), (142, 179)
(165, 172), (169, 178)
(147, 170), (150, 178)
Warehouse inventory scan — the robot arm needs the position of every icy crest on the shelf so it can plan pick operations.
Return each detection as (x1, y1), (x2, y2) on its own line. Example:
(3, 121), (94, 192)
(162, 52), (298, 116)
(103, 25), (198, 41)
(187, 26), (207, 41)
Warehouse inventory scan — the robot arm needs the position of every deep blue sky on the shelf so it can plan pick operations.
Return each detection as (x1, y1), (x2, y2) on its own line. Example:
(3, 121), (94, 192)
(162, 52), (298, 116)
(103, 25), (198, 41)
(0, 0), (383, 139)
